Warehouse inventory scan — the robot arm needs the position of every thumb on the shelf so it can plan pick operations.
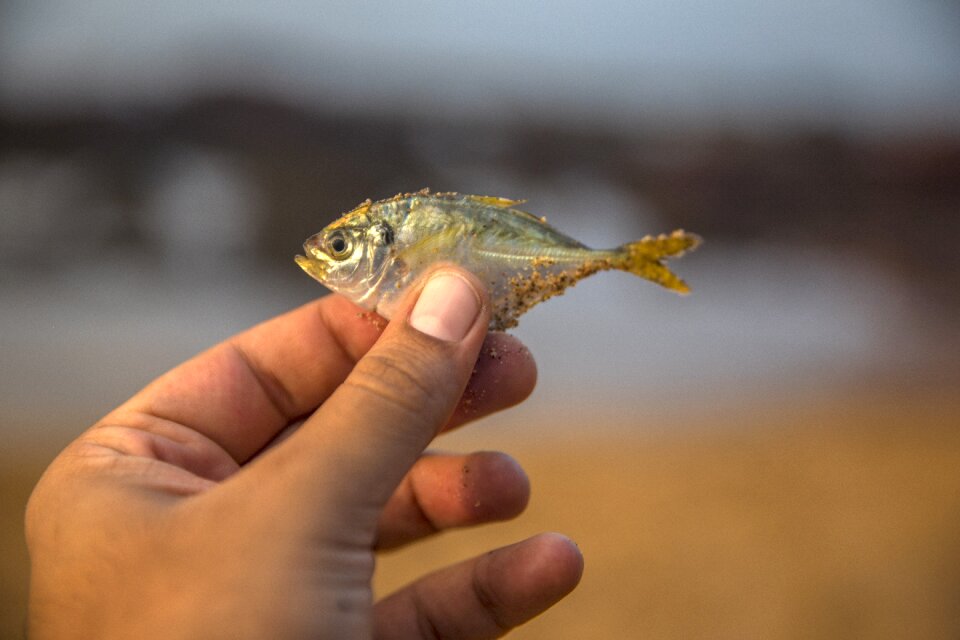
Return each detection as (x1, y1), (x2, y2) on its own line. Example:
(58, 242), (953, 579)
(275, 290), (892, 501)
(249, 268), (490, 529)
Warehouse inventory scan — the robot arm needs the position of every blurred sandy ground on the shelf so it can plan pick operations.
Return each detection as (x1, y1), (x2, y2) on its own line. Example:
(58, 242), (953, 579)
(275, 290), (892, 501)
(4, 363), (960, 638)
(3, 1), (960, 637)
(379, 385), (960, 639)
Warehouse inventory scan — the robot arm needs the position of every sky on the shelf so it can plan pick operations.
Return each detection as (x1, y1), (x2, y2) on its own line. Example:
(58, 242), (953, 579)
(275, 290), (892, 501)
(2, 0), (959, 131)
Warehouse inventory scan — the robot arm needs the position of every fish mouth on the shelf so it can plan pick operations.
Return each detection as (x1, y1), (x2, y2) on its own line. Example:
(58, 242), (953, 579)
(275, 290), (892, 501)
(295, 253), (328, 281)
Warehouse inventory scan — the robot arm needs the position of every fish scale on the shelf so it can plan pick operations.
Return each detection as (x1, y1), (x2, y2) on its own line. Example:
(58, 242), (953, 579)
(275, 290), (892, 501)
(296, 190), (700, 330)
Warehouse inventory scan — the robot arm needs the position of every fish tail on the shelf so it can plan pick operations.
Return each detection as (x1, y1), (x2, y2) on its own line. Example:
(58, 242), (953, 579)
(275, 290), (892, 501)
(617, 230), (701, 294)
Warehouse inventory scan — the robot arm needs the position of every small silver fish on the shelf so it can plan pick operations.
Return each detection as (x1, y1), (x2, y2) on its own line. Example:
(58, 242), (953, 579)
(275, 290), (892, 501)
(296, 190), (700, 331)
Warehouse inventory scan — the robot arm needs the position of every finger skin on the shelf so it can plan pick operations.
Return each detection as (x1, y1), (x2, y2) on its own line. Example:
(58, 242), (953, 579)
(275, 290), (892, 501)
(375, 451), (530, 550)
(447, 333), (536, 433)
(374, 533), (584, 639)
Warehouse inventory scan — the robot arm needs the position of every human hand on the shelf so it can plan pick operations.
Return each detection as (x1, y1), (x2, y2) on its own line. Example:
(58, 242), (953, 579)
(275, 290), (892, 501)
(25, 268), (583, 639)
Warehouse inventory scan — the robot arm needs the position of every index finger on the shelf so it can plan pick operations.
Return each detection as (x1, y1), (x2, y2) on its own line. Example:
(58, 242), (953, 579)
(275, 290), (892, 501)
(106, 294), (385, 463)
(104, 294), (537, 466)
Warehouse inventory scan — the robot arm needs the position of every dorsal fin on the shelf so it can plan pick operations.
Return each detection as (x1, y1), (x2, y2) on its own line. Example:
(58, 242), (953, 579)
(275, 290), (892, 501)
(466, 195), (528, 209)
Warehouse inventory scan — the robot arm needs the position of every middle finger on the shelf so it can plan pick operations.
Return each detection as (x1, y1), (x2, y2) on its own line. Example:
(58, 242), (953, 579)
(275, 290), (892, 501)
(375, 451), (530, 550)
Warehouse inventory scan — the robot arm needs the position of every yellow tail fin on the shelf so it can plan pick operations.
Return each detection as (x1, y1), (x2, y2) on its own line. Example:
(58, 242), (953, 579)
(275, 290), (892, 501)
(619, 230), (701, 294)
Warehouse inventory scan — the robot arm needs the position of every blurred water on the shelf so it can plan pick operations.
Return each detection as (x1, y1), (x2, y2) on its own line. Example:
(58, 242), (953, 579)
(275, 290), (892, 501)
(0, 173), (929, 445)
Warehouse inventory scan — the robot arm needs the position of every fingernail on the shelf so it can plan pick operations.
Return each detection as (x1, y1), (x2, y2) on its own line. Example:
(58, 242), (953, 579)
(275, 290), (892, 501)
(410, 272), (481, 341)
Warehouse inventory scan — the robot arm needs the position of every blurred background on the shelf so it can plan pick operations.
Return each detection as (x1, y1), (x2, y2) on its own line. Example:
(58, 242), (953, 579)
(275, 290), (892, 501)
(2, 1), (959, 637)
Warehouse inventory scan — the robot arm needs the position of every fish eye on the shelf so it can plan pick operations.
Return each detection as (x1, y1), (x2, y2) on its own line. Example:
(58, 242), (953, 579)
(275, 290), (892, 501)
(326, 231), (353, 260)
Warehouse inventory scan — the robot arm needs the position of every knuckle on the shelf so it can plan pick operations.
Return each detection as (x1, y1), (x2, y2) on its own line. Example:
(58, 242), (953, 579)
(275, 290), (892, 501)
(414, 599), (444, 640)
(345, 344), (448, 417)
(472, 566), (513, 635)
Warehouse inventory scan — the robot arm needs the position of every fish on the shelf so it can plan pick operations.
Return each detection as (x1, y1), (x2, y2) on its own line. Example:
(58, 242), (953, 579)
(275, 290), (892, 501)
(296, 190), (701, 331)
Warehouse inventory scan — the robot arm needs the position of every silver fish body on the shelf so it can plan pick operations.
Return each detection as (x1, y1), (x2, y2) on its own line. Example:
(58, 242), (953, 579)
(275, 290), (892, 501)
(296, 191), (700, 330)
